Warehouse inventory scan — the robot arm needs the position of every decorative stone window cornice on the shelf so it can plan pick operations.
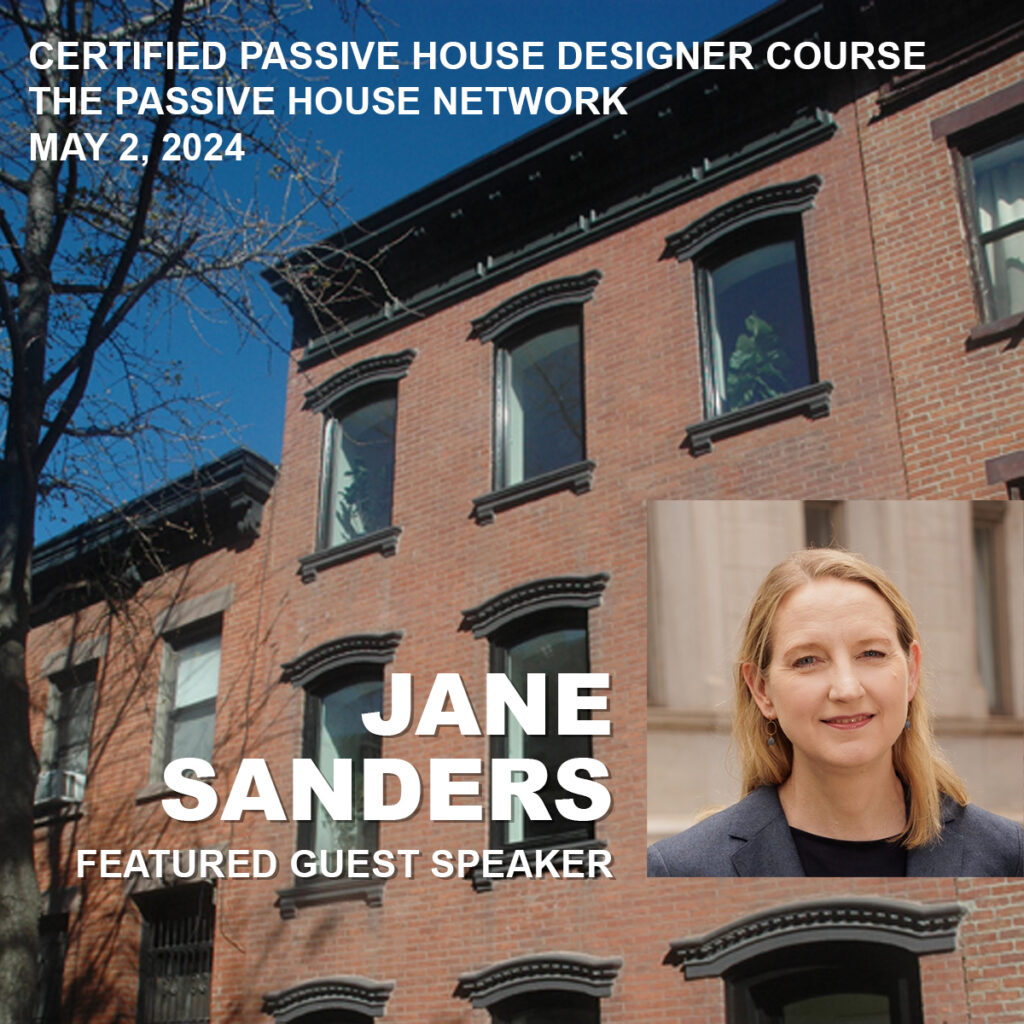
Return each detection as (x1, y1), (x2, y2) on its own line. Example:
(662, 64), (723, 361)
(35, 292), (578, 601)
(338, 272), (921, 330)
(663, 176), (823, 263)
(455, 952), (623, 1007)
(262, 976), (395, 1021)
(303, 349), (417, 414)
(460, 573), (610, 638)
(281, 632), (403, 688)
(665, 898), (967, 980)
(470, 271), (602, 343)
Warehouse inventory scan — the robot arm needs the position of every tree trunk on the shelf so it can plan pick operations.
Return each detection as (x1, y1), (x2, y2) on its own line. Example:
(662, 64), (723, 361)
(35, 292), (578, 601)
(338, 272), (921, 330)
(0, 458), (40, 1024)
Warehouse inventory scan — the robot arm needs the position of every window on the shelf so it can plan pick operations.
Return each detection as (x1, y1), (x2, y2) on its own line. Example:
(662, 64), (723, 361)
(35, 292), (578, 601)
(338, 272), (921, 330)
(664, 177), (832, 455)
(494, 309), (584, 490)
(964, 133), (1024, 323)
(136, 885), (214, 1024)
(278, 631), (402, 914)
(696, 220), (817, 419)
(36, 667), (94, 807)
(727, 944), (921, 1024)
(460, 573), (610, 854)
(320, 385), (397, 550)
(470, 273), (600, 522)
(161, 628), (220, 768)
(299, 350), (414, 579)
(490, 610), (593, 848)
(664, 898), (964, 1024)
(302, 671), (383, 858)
(456, 952), (621, 1022)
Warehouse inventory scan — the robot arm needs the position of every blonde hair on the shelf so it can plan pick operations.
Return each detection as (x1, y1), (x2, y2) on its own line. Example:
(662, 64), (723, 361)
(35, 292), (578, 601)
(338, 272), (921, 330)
(734, 548), (967, 848)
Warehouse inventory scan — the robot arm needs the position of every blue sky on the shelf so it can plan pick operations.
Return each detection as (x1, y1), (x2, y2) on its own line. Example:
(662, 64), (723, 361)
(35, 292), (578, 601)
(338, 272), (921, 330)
(32, 0), (775, 537)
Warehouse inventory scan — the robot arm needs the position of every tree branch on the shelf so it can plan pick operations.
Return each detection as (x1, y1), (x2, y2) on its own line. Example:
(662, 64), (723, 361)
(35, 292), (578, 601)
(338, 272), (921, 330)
(0, 209), (27, 276)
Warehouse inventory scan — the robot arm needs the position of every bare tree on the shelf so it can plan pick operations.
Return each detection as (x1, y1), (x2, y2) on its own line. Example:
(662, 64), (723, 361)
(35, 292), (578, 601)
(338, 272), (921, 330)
(0, 2), (380, 1019)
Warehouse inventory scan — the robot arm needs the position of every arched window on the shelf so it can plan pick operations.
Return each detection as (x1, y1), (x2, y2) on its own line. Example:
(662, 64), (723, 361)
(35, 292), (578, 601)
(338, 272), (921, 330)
(663, 178), (832, 455)
(455, 952), (621, 1023)
(300, 350), (415, 580)
(470, 272), (600, 522)
(461, 574), (610, 866)
(278, 633), (403, 915)
(664, 897), (966, 1024)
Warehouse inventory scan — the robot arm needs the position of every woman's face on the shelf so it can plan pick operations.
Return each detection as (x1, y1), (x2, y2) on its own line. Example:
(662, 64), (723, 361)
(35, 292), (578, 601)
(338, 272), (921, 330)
(744, 577), (920, 778)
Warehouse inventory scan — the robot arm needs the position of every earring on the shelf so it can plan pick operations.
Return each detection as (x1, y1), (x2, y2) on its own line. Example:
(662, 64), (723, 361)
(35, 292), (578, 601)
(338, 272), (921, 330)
(766, 719), (778, 747)
(904, 718), (911, 730)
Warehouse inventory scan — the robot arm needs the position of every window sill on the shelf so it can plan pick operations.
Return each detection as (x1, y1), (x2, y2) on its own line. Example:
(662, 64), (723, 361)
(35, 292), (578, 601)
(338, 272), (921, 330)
(684, 380), (834, 456)
(470, 837), (607, 892)
(135, 781), (177, 805)
(967, 311), (1024, 350)
(276, 876), (385, 918)
(472, 460), (596, 524)
(33, 801), (85, 826)
(298, 526), (402, 583)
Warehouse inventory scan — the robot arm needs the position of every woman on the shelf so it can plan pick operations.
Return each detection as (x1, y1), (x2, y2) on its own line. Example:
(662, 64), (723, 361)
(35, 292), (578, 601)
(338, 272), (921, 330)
(647, 548), (1024, 877)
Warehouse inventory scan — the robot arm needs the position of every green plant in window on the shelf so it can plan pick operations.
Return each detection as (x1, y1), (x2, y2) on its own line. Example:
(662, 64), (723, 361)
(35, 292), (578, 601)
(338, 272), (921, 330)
(725, 314), (792, 409)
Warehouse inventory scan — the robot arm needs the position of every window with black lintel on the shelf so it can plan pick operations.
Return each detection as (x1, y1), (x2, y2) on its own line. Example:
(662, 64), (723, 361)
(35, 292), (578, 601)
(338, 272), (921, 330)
(301, 669), (383, 860)
(726, 943), (921, 1024)
(489, 609), (593, 849)
(663, 177), (832, 455)
(964, 133), (1024, 324)
(319, 384), (397, 550)
(696, 219), (817, 420)
(493, 308), (585, 491)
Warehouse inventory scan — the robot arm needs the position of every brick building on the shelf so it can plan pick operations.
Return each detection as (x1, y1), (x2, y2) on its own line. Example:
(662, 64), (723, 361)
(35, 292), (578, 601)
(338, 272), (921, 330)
(28, 0), (1024, 1022)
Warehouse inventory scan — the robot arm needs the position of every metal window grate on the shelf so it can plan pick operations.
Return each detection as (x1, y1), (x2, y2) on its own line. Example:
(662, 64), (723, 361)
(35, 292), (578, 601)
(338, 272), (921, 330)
(137, 886), (214, 1024)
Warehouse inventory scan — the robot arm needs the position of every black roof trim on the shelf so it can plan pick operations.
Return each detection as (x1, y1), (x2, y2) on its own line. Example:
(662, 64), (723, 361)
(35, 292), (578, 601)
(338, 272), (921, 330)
(31, 448), (276, 622)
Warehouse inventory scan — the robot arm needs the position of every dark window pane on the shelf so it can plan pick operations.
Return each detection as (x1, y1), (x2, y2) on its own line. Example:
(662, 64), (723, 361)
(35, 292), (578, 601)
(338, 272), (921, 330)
(730, 943), (920, 1024)
(783, 992), (891, 1024)
(501, 320), (583, 486)
(313, 678), (383, 855)
(492, 992), (598, 1024)
(970, 135), (1024, 320)
(705, 237), (813, 415)
(497, 622), (590, 846)
(323, 393), (396, 547)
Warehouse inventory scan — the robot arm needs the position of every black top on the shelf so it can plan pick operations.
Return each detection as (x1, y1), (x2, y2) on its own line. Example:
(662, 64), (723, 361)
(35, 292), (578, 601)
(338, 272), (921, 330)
(790, 826), (908, 877)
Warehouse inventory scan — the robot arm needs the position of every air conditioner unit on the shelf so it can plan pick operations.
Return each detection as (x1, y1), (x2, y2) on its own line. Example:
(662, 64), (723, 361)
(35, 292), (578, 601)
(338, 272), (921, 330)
(34, 769), (86, 806)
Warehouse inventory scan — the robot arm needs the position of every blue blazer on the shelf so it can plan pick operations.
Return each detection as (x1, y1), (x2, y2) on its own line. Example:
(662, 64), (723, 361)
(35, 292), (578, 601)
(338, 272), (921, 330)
(647, 786), (1024, 877)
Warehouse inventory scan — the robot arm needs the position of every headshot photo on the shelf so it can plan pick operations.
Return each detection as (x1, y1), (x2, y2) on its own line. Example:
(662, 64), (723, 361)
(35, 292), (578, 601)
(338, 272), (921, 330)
(646, 500), (1024, 877)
